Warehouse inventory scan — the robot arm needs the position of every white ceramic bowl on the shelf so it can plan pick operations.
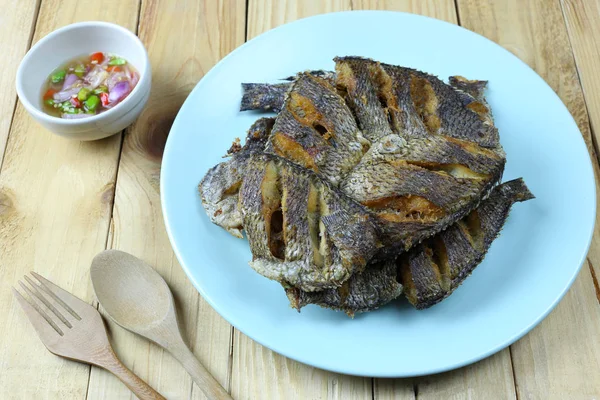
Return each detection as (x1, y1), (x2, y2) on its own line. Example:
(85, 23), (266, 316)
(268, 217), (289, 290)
(16, 21), (151, 141)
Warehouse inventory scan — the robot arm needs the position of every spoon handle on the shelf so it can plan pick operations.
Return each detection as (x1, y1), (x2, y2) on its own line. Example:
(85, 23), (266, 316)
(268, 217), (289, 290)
(99, 347), (166, 400)
(169, 341), (233, 400)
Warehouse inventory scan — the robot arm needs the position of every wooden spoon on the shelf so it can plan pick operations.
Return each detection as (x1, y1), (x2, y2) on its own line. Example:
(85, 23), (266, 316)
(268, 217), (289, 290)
(90, 250), (232, 400)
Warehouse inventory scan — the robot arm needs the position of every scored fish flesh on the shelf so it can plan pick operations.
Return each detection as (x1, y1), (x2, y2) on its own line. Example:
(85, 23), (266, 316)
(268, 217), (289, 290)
(240, 153), (382, 291)
(400, 177), (534, 309)
(259, 58), (505, 256)
(286, 178), (533, 314)
(200, 118), (383, 291)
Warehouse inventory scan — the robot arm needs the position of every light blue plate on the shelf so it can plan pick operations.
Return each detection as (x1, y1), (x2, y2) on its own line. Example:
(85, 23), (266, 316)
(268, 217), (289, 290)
(161, 11), (596, 377)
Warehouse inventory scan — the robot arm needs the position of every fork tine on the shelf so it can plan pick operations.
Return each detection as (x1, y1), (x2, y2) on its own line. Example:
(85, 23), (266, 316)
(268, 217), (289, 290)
(12, 287), (64, 336)
(30, 272), (82, 320)
(21, 278), (72, 328)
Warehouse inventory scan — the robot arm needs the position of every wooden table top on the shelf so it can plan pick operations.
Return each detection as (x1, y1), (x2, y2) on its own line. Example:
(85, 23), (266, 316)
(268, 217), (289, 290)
(1, 1), (599, 399)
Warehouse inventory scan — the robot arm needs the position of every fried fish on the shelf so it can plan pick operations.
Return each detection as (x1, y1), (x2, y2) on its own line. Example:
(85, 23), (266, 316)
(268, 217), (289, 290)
(240, 153), (382, 291)
(285, 178), (533, 314)
(200, 56), (529, 313)
(285, 259), (401, 316)
(200, 118), (381, 291)
(198, 117), (274, 238)
(400, 178), (534, 309)
(260, 58), (505, 255)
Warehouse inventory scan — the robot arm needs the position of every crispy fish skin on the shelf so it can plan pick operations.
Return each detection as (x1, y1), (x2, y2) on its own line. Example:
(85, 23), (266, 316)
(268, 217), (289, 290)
(401, 178), (534, 309)
(286, 178), (532, 315)
(449, 76), (488, 101)
(239, 153), (382, 291)
(335, 56), (499, 148)
(285, 259), (402, 316)
(205, 58), (514, 309)
(332, 57), (504, 253)
(241, 74), (494, 133)
(256, 58), (504, 257)
(198, 118), (274, 237)
(240, 83), (290, 113)
(344, 162), (496, 257)
(283, 70), (337, 83)
(265, 73), (367, 186)
(342, 134), (504, 256)
(239, 71), (336, 113)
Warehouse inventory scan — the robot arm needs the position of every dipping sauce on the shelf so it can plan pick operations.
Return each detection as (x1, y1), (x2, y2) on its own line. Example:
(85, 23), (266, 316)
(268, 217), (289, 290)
(41, 52), (139, 119)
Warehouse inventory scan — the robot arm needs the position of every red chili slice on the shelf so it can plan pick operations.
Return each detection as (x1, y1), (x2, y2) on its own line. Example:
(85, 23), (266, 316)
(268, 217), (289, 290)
(70, 97), (81, 108)
(90, 52), (104, 64)
(43, 89), (56, 100)
(100, 92), (110, 106)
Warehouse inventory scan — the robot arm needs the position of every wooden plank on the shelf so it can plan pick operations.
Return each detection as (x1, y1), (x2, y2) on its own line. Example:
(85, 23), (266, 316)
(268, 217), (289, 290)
(561, 0), (600, 271)
(347, 1), (519, 399)
(561, 0), (600, 148)
(351, 0), (458, 22)
(457, 0), (600, 398)
(0, 0), (40, 168)
(375, 352), (515, 399)
(233, 333), (373, 400)
(0, 1), (140, 399)
(247, 0), (351, 39)
(85, 0), (246, 399)
(410, 352), (514, 399)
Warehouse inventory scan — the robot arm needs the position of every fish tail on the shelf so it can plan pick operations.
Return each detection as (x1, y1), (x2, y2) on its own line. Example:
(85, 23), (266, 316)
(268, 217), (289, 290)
(498, 178), (535, 202)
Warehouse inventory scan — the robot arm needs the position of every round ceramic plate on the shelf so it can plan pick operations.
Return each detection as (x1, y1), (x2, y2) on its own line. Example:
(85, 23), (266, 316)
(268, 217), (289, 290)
(161, 11), (595, 377)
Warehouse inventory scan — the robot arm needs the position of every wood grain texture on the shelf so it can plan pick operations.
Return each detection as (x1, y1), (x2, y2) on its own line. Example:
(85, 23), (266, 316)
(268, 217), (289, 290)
(561, 0), (600, 143)
(0, 0), (40, 168)
(247, 0), (351, 40)
(457, 0), (600, 398)
(0, 1), (139, 399)
(233, 331), (373, 400)
(374, 352), (516, 400)
(351, 0), (457, 22)
(561, 0), (600, 276)
(86, 1), (246, 399)
(411, 351), (515, 400)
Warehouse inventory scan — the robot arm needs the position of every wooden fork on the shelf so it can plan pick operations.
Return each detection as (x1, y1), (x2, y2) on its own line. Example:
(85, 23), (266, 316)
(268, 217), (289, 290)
(12, 272), (165, 400)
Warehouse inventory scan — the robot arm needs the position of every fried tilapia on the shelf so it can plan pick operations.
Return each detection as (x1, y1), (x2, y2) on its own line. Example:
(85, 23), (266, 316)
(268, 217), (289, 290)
(258, 58), (505, 255)
(400, 178), (534, 309)
(285, 258), (401, 316)
(240, 153), (382, 291)
(199, 118), (274, 238)
(200, 117), (382, 291)
(285, 178), (533, 314)
(199, 56), (529, 313)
